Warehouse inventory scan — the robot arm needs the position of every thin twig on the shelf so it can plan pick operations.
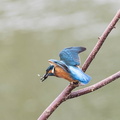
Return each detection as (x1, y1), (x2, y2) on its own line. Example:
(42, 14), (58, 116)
(37, 9), (120, 120)
(67, 71), (120, 100)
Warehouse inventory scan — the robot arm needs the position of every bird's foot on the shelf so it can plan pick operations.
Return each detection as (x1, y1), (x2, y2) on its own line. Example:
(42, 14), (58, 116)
(70, 81), (79, 87)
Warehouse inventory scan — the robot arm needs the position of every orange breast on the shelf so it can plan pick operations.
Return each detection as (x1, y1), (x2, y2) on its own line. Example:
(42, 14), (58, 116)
(54, 66), (78, 82)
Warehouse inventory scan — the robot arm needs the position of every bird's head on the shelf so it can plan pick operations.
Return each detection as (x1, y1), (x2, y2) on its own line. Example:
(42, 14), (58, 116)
(41, 65), (54, 82)
(41, 59), (69, 82)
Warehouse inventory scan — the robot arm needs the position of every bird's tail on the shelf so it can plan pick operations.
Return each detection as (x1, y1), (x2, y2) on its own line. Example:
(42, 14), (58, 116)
(78, 69), (91, 85)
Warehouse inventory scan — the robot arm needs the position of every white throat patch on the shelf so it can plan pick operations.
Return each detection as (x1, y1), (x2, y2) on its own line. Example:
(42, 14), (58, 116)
(51, 67), (54, 73)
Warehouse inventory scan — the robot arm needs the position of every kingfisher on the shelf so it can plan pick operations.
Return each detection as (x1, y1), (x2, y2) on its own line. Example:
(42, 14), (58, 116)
(41, 47), (91, 85)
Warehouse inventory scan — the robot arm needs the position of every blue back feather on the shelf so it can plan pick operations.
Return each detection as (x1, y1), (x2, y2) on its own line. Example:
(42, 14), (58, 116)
(49, 59), (70, 72)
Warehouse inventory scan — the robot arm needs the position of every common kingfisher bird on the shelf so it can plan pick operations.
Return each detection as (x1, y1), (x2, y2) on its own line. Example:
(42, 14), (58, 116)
(41, 47), (91, 85)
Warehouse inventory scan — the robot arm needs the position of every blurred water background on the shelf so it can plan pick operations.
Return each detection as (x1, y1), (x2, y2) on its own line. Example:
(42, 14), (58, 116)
(0, 0), (120, 120)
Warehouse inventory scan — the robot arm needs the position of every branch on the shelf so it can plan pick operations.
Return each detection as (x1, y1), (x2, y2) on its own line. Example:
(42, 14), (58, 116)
(82, 9), (120, 72)
(37, 9), (120, 120)
(67, 71), (120, 100)
(37, 84), (77, 120)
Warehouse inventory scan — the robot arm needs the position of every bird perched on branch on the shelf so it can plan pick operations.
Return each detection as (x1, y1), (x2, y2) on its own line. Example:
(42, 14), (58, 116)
(41, 47), (91, 85)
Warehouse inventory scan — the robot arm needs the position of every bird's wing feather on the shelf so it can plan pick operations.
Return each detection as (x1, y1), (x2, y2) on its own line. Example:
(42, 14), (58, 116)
(69, 66), (91, 84)
(59, 47), (86, 66)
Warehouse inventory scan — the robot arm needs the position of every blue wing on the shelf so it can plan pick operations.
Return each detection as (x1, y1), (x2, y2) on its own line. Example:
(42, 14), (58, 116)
(68, 66), (91, 84)
(59, 47), (86, 66)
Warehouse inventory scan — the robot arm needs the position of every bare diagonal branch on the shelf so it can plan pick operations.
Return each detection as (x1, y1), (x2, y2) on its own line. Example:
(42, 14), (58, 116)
(37, 84), (77, 120)
(37, 9), (120, 120)
(82, 9), (120, 72)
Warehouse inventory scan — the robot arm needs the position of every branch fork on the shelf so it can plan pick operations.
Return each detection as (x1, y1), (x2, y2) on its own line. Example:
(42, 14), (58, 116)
(38, 9), (120, 120)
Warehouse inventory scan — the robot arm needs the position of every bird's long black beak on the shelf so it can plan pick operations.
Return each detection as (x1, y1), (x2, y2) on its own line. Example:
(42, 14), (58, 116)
(40, 72), (49, 82)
